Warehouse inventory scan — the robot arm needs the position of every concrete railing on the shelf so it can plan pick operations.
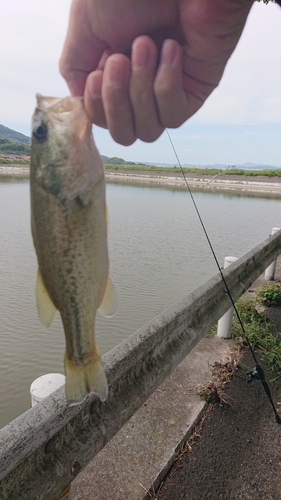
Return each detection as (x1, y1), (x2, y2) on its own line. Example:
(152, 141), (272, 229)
(1, 229), (281, 500)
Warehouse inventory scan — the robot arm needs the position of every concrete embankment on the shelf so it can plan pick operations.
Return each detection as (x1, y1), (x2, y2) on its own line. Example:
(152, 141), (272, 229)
(105, 170), (281, 195)
(1, 165), (281, 196)
(0, 165), (29, 177)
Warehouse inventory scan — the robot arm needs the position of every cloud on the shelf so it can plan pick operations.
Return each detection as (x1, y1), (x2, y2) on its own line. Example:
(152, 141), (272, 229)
(172, 134), (203, 141)
(1, 0), (281, 165)
(192, 2), (281, 125)
(0, 0), (71, 128)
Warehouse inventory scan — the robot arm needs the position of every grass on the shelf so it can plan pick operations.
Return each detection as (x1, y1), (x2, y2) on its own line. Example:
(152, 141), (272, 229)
(257, 282), (281, 305)
(104, 164), (220, 174)
(207, 284), (281, 381)
(0, 174), (29, 182)
(104, 164), (281, 177)
(231, 295), (281, 381)
(0, 158), (30, 165)
(226, 168), (281, 177)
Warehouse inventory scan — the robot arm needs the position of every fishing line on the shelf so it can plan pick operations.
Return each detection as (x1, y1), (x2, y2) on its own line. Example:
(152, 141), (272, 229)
(166, 129), (281, 425)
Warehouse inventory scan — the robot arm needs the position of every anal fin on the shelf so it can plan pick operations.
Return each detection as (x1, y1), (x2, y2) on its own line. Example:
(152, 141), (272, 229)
(98, 276), (118, 318)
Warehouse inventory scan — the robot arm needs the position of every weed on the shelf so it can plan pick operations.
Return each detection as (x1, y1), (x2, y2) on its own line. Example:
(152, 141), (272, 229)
(198, 384), (221, 404)
(231, 297), (281, 381)
(207, 324), (219, 337)
(207, 292), (281, 381)
(257, 282), (281, 305)
(198, 386), (212, 403)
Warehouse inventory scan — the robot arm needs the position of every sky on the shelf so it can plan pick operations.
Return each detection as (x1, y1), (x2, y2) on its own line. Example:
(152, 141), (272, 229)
(1, 1), (281, 166)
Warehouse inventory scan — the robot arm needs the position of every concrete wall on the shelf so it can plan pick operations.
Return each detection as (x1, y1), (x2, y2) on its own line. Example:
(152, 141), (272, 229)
(1, 229), (281, 500)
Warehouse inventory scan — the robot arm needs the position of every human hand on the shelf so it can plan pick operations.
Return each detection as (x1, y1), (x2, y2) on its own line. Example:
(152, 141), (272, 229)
(60, 0), (254, 145)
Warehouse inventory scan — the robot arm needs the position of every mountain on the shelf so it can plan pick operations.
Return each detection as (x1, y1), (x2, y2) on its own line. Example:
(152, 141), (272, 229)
(101, 155), (145, 166)
(0, 125), (280, 170)
(0, 124), (30, 145)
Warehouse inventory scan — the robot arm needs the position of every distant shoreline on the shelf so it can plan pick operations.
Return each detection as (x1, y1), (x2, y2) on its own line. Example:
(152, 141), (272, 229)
(0, 165), (29, 181)
(1, 165), (281, 196)
(105, 169), (281, 196)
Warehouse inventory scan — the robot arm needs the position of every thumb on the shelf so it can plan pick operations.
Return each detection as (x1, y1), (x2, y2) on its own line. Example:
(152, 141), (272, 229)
(59, 0), (106, 96)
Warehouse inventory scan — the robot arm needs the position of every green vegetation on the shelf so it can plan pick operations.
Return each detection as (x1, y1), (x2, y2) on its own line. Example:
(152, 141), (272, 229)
(105, 164), (223, 175)
(0, 157), (30, 165)
(226, 168), (281, 177)
(0, 124), (30, 144)
(232, 295), (281, 381)
(101, 155), (145, 166)
(0, 138), (31, 155)
(0, 173), (29, 182)
(257, 283), (281, 305)
(104, 163), (281, 177)
(105, 163), (180, 172)
(208, 285), (281, 380)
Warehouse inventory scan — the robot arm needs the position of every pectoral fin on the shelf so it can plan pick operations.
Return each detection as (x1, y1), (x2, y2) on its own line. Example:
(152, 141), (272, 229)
(36, 269), (57, 327)
(98, 277), (118, 318)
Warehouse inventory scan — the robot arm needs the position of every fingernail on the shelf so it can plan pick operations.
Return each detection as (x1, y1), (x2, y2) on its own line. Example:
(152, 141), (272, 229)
(107, 58), (129, 87)
(133, 44), (149, 70)
(161, 40), (178, 65)
(88, 72), (102, 99)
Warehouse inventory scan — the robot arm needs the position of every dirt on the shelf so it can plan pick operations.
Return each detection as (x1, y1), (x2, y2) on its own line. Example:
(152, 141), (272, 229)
(153, 347), (281, 500)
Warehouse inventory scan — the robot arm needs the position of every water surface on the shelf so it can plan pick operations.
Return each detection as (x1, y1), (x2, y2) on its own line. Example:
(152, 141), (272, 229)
(0, 181), (280, 427)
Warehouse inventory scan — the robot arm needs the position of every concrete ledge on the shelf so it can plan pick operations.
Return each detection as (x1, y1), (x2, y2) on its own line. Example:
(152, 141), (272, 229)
(71, 336), (235, 500)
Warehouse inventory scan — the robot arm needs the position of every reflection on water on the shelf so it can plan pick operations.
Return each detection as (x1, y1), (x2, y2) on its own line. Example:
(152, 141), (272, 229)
(0, 181), (280, 427)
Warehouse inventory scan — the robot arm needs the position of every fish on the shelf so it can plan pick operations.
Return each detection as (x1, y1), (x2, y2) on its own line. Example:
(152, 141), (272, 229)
(30, 94), (118, 405)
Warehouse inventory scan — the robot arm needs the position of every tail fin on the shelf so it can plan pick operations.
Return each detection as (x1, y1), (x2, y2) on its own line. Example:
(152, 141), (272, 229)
(64, 351), (108, 406)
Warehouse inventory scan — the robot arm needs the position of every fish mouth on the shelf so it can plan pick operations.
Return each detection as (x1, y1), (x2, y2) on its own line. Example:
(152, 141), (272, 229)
(34, 95), (85, 131)
(35, 94), (91, 144)
(35, 94), (84, 113)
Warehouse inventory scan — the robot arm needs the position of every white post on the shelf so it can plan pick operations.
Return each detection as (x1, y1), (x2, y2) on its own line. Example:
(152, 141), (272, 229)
(30, 373), (70, 498)
(217, 256), (238, 339)
(264, 227), (281, 281)
(30, 373), (65, 407)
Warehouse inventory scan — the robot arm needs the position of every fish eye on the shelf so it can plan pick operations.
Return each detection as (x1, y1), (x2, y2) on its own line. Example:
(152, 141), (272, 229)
(33, 121), (48, 143)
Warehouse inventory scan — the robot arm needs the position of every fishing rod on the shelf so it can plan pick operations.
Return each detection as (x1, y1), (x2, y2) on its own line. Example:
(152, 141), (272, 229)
(166, 129), (281, 425)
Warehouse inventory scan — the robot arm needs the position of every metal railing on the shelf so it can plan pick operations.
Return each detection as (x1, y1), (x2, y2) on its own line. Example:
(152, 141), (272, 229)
(1, 229), (281, 500)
